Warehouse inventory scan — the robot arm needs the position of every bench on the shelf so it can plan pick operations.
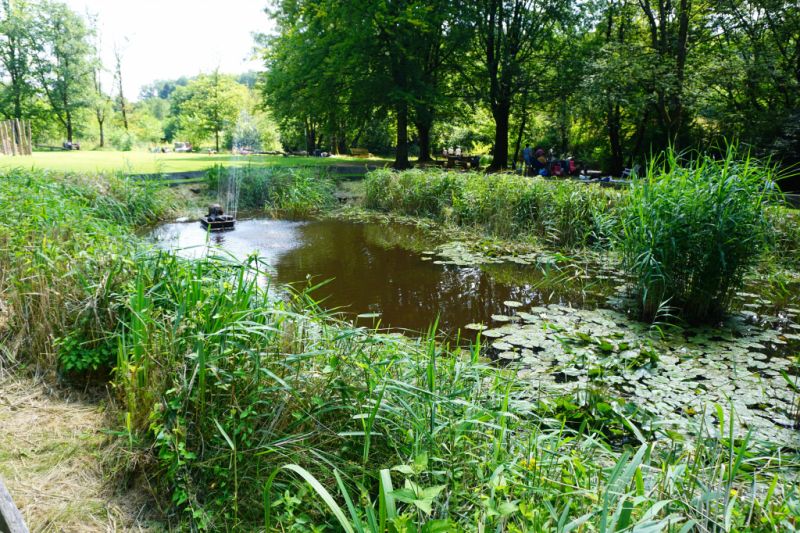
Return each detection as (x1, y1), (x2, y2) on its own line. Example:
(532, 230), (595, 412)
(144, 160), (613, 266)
(350, 148), (371, 158)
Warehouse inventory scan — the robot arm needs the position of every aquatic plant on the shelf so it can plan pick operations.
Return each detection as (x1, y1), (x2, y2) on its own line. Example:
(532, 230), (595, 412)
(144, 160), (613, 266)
(364, 169), (621, 248)
(620, 147), (778, 322)
(207, 165), (335, 216)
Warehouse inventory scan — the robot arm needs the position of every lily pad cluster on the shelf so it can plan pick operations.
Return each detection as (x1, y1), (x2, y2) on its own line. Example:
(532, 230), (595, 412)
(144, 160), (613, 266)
(476, 304), (800, 447)
(426, 241), (559, 268)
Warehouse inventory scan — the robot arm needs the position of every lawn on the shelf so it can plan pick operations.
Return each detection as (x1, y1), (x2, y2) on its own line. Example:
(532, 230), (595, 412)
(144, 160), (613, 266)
(0, 150), (392, 175)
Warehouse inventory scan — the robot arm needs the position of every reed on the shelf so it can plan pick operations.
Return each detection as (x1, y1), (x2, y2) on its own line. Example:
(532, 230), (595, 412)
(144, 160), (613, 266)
(620, 146), (777, 322)
(364, 168), (621, 248)
(2, 168), (798, 531)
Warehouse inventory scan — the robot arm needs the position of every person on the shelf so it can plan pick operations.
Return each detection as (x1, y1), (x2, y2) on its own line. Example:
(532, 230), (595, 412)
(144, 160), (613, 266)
(455, 146), (462, 157)
(522, 144), (533, 175)
(533, 148), (548, 176)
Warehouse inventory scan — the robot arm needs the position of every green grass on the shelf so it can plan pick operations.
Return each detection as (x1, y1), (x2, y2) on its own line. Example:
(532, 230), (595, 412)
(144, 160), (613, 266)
(2, 168), (799, 531)
(0, 150), (392, 175)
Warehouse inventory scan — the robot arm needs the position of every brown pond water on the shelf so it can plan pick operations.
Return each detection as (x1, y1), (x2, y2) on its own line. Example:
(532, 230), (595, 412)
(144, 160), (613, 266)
(150, 218), (613, 335)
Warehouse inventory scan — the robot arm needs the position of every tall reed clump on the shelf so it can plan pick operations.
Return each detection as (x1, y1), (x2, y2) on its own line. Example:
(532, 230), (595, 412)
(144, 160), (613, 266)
(0, 169), (174, 374)
(364, 168), (620, 248)
(620, 147), (778, 322)
(207, 165), (335, 216)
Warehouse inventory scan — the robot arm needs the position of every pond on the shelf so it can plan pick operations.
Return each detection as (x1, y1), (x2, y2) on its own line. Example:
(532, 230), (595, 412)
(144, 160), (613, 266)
(150, 218), (614, 335)
(151, 216), (800, 446)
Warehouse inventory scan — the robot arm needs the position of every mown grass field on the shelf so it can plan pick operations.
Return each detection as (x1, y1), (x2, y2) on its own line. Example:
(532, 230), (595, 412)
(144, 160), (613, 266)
(0, 150), (392, 174)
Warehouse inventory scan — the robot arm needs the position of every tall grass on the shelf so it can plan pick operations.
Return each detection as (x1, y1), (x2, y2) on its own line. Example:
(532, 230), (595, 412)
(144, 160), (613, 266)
(111, 250), (800, 530)
(620, 147), (777, 322)
(207, 165), (336, 216)
(365, 169), (621, 248)
(0, 169), (175, 373)
(3, 168), (799, 531)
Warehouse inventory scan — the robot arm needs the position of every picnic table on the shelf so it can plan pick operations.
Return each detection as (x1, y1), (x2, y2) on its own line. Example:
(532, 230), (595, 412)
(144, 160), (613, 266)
(444, 154), (480, 170)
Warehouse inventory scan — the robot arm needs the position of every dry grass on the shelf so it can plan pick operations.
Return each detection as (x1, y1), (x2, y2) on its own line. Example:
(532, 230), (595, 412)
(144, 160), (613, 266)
(0, 377), (162, 532)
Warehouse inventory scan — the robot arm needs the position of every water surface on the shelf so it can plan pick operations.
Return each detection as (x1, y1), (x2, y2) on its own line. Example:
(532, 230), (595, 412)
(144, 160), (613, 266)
(151, 218), (602, 334)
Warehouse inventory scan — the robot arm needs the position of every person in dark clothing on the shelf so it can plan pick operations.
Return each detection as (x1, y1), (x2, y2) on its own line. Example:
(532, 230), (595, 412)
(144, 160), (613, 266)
(532, 148), (548, 176)
(522, 144), (533, 175)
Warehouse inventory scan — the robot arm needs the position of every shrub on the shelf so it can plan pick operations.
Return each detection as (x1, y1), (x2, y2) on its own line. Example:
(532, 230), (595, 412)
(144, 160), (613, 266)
(620, 147), (777, 322)
(364, 168), (621, 247)
(208, 166), (335, 216)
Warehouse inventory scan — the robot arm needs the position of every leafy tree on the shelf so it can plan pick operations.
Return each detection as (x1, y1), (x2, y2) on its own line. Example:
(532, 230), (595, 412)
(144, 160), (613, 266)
(29, 0), (94, 143)
(467, 0), (570, 170)
(171, 71), (248, 151)
(0, 0), (35, 120)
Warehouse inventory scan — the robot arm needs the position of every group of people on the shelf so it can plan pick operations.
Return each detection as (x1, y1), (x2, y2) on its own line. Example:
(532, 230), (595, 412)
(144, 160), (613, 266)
(522, 144), (578, 177)
(62, 140), (81, 150)
(442, 146), (464, 157)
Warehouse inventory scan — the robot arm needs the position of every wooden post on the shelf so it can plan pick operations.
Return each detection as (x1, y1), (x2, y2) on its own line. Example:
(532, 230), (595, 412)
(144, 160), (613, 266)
(12, 120), (21, 156)
(0, 122), (10, 156)
(26, 120), (32, 155)
(0, 477), (29, 533)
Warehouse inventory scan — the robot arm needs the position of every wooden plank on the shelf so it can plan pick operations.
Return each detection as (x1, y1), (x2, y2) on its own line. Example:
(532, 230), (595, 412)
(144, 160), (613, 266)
(9, 121), (17, 156)
(0, 121), (10, 156)
(26, 121), (32, 155)
(0, 477), (29, 533)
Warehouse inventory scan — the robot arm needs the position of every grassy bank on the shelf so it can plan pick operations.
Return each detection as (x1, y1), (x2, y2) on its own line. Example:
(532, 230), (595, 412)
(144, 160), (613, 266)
(0, 150), (390, 175)
(1, 169), (799, 530)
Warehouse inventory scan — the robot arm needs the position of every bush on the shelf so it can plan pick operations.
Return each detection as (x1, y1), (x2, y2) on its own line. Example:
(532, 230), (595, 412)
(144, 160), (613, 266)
(364, 168), (620, 247)
(207, 166), (335, 216)
(0, 170), (175, 373)
(620, 147), (777, 322)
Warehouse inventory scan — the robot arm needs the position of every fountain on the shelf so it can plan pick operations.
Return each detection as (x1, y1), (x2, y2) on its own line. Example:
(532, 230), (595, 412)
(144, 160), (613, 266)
(200, 203), (236, 230)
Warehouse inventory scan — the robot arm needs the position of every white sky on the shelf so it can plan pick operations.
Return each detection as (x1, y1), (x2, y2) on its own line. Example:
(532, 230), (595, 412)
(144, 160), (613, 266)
(63, 0), (274, 100)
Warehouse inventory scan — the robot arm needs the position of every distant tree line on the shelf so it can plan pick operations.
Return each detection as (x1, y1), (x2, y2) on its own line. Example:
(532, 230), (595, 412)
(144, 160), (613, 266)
(0, 0), (278, 151)
(260, 0), (800, 173)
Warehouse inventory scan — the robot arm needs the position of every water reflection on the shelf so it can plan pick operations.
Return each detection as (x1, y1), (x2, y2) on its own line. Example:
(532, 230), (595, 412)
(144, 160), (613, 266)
(151, 218), (597, 334)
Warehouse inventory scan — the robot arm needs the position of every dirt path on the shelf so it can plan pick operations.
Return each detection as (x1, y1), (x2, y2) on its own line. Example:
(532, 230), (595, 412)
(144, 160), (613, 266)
(0, 377), (161, 532)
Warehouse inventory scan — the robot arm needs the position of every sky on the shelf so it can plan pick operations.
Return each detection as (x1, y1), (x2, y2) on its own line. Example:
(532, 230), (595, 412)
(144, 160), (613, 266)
(63, 0), (274, 100)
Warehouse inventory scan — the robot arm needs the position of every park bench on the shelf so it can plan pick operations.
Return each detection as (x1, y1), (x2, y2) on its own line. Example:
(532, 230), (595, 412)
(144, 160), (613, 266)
(350, 147), (371, 158)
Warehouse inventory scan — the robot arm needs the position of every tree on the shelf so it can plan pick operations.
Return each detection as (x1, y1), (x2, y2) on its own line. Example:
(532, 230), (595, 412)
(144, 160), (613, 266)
(0, 0), (35, 120)
(30, 0), (94, 143)
(172, 71), (248, 151)
(113, 42), (129, 131)
(469, 0), (570, 170)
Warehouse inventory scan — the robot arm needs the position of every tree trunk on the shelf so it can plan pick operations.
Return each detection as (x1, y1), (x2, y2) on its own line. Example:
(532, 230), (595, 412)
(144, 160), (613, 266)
(416, 121), (432, 162)
(512, 90), (529, 169)
(66, 113), (73, 143)
(489, 102), (510, 171)
(215, 130), (220, 152)
(98, 116), (105, 147)
(394, 100), (411, 170)
(305, 121), (316, 153)
(607, 103), (624, 175)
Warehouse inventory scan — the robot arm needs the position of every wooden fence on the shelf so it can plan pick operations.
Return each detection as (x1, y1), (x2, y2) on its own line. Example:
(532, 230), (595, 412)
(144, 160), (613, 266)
(0, 119), (32, 156)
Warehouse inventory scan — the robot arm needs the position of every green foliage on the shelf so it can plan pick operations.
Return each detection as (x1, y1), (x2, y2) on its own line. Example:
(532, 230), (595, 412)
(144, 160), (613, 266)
(55, 327), (115, 373)
(0, 168), (175, 372)
(620, 147), (777, 322)
(170, 71), (249, 151)
(365, 168), (621, 248)
(2, 168), (799, 531)
(207, 166), (335, 216)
